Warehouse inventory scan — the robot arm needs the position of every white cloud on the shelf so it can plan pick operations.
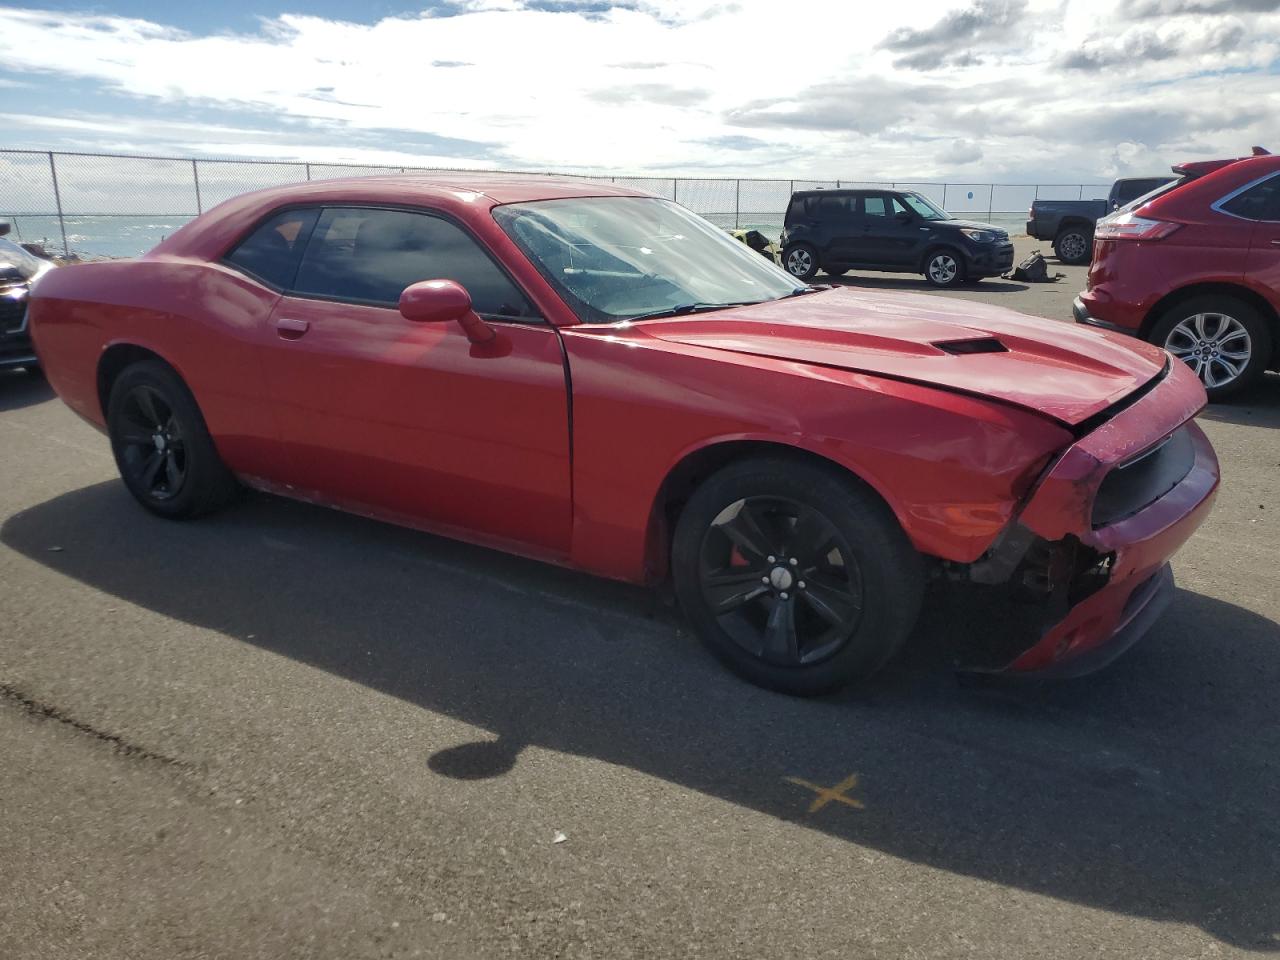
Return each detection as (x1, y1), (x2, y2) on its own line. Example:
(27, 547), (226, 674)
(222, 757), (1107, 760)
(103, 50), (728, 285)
(0, 0), (1277, 180)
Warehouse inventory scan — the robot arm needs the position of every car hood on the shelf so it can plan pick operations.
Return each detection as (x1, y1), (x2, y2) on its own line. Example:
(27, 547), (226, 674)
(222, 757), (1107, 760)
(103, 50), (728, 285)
(939, 219), (1006, 234)
(638, 288), (1167, 426)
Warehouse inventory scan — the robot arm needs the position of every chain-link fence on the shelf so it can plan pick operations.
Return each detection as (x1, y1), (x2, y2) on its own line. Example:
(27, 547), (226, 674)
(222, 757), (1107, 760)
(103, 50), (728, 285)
(0, 149), (1111, 259)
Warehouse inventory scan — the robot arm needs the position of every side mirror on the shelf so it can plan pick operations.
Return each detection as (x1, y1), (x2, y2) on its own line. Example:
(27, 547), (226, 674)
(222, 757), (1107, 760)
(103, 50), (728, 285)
(0, 220), (10, 237)
(399, 279), (494, 344)
(894, 211), (913, 223)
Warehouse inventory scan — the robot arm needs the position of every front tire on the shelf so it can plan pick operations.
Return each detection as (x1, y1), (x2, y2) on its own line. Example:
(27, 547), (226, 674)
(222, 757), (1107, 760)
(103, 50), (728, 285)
(672, 458), (924, 696)
(923, 249), (965, 288)
(1150, 295), (1271, 400)
(106, 360), (240, 518)
(1053, 227), (1093, 265)
(783, 244), (819, 282)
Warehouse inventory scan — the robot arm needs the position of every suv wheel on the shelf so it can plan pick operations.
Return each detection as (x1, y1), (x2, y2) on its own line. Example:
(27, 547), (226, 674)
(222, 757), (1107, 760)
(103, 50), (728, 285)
(924, 250), (964, 288)
(783, 244), (818, 282)
(1053, 227), (1092, 265)
(1150, 295), (1271, 400)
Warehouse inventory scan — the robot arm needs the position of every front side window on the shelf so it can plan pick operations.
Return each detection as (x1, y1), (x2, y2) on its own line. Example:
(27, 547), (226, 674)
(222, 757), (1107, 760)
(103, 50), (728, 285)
(901, 193), (951, 220)
(292, 207), (535, 318)
(1220, 175), (1280, 221)
(863, 195), (908, 218)
(225, 207), (319, 288)
(493, 197), (803, 324)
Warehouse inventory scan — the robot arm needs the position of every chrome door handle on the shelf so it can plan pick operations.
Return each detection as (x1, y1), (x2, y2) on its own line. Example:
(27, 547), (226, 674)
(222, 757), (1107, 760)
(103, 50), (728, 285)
(1270, 238), (1280, 246)
(276, 317), (309, 338)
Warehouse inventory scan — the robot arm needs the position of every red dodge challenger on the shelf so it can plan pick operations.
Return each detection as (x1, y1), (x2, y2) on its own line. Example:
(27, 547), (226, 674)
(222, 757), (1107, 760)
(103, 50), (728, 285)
(28, 175), (1219, 694)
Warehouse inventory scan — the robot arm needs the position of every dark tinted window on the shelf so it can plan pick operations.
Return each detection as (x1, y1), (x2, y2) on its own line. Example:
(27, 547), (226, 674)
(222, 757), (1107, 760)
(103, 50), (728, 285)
(293, 207), (535, 317)
(815, 194), (852, 219)
(225, 208), (319, 288)
(1221, 175), (1280, 221)
(1114, 178), (1170, 206)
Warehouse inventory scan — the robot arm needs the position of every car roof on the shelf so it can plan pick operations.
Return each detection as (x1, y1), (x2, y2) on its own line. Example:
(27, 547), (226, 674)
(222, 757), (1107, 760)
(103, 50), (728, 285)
(151, 173), (658, 259)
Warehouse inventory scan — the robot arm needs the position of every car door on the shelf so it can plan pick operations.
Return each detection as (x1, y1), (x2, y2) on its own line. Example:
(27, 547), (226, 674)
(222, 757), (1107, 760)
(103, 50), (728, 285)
(258, 205), (573, 556)
(814, 193), (859, 264)
(1232, 174), (1280, 304)
(854, 193), (919, 266)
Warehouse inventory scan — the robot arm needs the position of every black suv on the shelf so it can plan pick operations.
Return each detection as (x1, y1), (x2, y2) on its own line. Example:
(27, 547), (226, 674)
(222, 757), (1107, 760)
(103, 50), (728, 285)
(780, 189), (1015, 287)
(0, 221), (52, 372)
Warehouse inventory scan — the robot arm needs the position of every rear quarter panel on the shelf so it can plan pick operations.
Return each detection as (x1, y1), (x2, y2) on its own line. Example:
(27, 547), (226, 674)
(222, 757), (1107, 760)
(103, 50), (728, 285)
(561, 326), (1075, 582)
(30, 258), (283, 475)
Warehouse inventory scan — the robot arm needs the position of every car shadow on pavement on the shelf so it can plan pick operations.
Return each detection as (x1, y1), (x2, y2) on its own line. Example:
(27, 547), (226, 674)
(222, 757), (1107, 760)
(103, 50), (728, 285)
(0, 369), (53, 411)
(1198, 373), (1280, 428)
(822, 274), (1032, 294)
(4, 482), (1279, 951)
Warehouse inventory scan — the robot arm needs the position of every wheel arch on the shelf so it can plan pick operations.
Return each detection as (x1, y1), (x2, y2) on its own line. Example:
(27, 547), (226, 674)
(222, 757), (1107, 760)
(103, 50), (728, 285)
(642, 438), (909, 583)
(1140, 282), (1280, 359)
(1054, 217), (1095, 238)
(916, 242), (965, 274)
(96, 342), (189, 420)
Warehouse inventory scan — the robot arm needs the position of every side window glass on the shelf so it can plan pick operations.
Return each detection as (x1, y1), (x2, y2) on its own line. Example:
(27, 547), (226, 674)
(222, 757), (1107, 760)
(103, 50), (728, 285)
(1221, 177), (1280, 221)
(891, 196), (910, 215)
(293, 207), (535, 317)
(225, 208), (319, 288)
(816, 195), (849, 219)
(863, 196), (888, 217)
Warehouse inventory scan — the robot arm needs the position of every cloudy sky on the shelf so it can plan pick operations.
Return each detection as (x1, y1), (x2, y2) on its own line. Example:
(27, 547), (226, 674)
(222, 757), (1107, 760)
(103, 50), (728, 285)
(0, 0), (1277, 182)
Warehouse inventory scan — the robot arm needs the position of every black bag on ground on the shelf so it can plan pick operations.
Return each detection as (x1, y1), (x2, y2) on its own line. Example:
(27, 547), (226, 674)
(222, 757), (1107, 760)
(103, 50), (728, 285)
(1005, 251), (1064, 283)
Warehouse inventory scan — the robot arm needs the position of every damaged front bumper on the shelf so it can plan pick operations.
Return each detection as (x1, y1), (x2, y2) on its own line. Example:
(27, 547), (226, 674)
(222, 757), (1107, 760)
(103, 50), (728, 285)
(964, 359), (1219, 678)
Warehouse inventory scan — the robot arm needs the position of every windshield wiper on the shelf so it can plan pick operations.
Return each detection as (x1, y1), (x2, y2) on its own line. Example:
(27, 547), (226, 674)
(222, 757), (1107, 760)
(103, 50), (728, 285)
(624, 300), (764, 323)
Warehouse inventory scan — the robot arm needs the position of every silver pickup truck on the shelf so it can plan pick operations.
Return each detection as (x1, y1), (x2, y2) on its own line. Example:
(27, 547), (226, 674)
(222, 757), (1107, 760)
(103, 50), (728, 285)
(1026, 176), (1174, 265)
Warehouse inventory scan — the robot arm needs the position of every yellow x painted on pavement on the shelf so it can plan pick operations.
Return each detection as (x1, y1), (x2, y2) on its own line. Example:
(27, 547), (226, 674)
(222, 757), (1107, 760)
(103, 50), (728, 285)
(784, 774), (865, 814)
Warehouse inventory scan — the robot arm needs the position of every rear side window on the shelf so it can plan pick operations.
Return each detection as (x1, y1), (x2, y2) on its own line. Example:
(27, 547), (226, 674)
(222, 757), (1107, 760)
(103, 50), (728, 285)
(1220, 175), (1280, 221)
(815, 194), (852, 219)
(292, 207), (535, 318)
(225, 208), (319, 288)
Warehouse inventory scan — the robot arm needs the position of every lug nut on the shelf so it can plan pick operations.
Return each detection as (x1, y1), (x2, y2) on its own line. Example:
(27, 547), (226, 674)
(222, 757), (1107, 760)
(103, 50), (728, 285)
(761, 576), (769, 584)
(779, 592), (789, 600)
(767, 556), (776, 563)
(798, 581), (806, 589)
(789, 557), (798, 566)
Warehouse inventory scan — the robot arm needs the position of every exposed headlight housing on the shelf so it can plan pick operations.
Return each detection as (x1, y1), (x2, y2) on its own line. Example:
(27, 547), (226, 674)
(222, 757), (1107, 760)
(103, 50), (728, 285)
(960, 228), (996, 243)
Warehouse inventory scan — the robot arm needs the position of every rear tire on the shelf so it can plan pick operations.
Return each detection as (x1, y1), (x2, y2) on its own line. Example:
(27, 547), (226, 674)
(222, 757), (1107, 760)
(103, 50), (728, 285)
(106, 360), (240, 519)
(1149, 295), (1271, 400)
(1053, 227), (1093, 265)
(783, 244), (819, 282)
(672, 458), (924, 696)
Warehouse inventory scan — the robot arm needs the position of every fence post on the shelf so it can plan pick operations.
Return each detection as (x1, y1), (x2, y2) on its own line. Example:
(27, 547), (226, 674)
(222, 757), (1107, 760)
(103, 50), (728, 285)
(305, 163), (312, 182)
(987, 184), (994, 222)
(735, 179), (740, 229)
(672, 178), (679, 203)
(1078, 184), (1083, 200)
(942, 183), (948, 207)
(192, 159), (203, 215)
(48, 152), (69, 258)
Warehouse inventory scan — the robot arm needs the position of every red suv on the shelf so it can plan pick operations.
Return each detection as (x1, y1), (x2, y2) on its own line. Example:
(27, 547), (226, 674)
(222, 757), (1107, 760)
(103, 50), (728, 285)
(1074, 152), (1280, 399)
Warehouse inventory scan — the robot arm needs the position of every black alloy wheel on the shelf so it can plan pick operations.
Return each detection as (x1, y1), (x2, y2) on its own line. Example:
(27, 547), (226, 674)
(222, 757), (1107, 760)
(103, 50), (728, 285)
(107, 359), (240, 518)
(115, 383), (188, 502)
(672, 458), (924, 696)
(697, 495), (862, 667)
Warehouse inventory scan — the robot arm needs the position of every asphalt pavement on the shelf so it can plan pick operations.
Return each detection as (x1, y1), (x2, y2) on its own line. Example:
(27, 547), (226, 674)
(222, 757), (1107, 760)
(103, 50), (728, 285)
(2, 240), (1278, 959)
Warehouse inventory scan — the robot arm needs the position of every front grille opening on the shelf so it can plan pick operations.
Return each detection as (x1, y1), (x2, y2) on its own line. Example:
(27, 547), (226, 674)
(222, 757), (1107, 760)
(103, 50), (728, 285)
(1092, 425), (1196, 527)
(934, 337), (1008, 355)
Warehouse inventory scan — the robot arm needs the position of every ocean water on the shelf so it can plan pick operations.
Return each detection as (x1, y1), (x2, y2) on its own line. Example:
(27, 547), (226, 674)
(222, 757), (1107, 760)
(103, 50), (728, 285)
(3, 215), (195, 259)
(5, 212), (1031, 260)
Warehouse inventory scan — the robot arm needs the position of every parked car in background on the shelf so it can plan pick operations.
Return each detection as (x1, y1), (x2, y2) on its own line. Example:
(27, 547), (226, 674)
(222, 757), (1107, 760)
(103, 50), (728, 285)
(1027, 177), (1175, 265)
(0, 220), (54, 373)
(31, 175), (1218, 693)
(1075, 151), (1280, 399)
(780, 188), (1015, 288)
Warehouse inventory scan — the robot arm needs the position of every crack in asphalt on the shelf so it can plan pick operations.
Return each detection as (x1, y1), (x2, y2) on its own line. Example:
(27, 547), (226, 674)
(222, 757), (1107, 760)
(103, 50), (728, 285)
(0, 680), (185, 768)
